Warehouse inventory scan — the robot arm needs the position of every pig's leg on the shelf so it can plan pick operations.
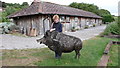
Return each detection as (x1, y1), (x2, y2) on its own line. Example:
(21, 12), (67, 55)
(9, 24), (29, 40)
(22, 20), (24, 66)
(78, 50), (80, 59)
(54, 46), (59, 58)
(59, 52), (62, 57)
(55, 51), (57, 57)
(75, 51), (77, 59)
(75, 50), (80, 59)
(55, 51), (59, 58)
(58, 51), (62, 58)
(55, 51), (62, 59)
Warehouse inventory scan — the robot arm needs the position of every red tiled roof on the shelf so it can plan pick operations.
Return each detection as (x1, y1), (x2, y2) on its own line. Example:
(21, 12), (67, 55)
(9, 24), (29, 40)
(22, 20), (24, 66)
(7, 1), (102, 18)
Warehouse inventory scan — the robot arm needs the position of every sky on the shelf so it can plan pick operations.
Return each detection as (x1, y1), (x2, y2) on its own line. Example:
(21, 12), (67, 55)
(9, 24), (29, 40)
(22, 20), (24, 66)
(1, 0), (119, 16)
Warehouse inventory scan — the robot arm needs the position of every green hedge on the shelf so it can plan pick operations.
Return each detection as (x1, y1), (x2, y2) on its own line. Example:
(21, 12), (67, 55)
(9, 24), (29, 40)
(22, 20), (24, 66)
(103, 23), (120, 35)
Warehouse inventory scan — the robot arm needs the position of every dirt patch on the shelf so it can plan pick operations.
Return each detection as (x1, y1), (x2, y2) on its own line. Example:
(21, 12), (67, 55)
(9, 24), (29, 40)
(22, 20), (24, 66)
(2, 56), (41, 66)
(2, 49), (44, 66)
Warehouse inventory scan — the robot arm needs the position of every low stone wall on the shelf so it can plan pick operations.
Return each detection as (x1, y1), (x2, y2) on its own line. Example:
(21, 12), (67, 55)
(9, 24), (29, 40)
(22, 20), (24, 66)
(102, 35), (120, 38)
(97, 41), (120, 67)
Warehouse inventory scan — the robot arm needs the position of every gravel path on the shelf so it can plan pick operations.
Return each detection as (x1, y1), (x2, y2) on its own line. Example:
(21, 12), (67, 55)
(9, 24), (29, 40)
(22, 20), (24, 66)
(0, 25), (106, 50)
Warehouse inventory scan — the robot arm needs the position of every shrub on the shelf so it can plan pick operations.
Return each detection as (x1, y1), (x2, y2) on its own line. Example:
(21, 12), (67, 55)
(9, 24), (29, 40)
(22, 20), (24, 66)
(93, 24), (96, 27)
(84, 25), (89, 29)
(71, 26), (76, 32)
(0, 22), (17, 34)
(102, 23), (120, 35)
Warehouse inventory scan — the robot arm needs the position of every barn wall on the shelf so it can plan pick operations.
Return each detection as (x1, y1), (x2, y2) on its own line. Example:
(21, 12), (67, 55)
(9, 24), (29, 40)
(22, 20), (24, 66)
(81, 18), (86, 29)
(14, 15), (43, 36)
(60, 16), (103, 31)
(95, 19), (99, 25)
(99, 19), (102, 25)
(13, 14), (102, 36)
(78, 17), (81, 28)
(59, 16), (82, 32)
(92, 19), (96, 24)
(86, 18), (96, 27)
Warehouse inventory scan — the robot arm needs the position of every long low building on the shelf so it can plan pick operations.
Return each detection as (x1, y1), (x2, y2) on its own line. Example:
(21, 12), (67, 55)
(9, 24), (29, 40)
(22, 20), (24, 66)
(8, 0), (102, 36)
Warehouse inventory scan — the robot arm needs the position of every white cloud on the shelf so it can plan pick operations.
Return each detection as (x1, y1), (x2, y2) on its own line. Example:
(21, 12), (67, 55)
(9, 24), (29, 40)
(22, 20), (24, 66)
(1, 0), (119, 16)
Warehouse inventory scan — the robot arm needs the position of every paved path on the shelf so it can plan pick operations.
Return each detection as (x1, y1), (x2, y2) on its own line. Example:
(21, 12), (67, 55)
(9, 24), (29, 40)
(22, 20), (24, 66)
(0, 25), (106, 50)
(65, 25), (106, 40)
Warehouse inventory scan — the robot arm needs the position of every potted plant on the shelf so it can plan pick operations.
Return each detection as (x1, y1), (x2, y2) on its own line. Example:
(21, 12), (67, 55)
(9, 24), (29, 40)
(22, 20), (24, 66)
(84, 25), (88, 29)
(93, 24), (96, 27)
(71, 27), (76, 32)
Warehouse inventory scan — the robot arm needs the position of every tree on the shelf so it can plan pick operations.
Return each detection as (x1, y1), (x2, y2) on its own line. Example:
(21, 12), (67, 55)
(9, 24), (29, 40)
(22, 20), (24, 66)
(21, 2), (29, 8)
(5, 7), (17, 15)
(1, 2), (22, 22)
(69, 2), (78, 8)
(2, 11), (10, 22)
(102, 15), (114, 23)
(98, 9), (111, 16)
(69, 2), (115, 23)
(0, 1), (6, 8)
(22, 2), (29, 6)
(69, 2), (99, 15)
(118, 16), (120, 27)
(98, 9), (114, 23)
(1, 1), (30, 22)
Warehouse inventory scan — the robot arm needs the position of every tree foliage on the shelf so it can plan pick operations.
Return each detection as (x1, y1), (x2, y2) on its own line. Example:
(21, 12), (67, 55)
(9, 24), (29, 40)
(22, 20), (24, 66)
(118, 16), (120, 27)
(102, 15), (114, 23)
(69, 2), (99, 15)
(1, 2), (29, 22)
(98, 9), (114, 23)
(69, 2), (115, 23)
(22, 2), (29, 7)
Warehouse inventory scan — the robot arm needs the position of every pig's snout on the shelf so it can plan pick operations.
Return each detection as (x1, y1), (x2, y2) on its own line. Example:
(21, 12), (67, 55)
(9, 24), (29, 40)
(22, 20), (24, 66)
(36, 39), (43, 44)
(36, 39), (40, 43)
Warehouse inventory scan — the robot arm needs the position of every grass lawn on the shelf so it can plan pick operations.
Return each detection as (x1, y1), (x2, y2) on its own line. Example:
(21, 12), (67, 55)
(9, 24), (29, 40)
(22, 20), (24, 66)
(1, 37), (119, 66)
(107, 44), (119, 66)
